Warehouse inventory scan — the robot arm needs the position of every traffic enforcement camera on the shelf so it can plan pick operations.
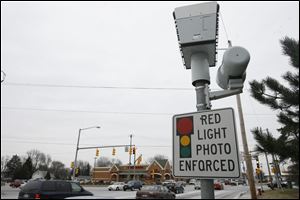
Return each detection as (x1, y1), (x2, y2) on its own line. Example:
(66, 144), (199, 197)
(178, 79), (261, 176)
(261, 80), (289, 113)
(173, 2), (219, 69)
(216, 46), (250, 90)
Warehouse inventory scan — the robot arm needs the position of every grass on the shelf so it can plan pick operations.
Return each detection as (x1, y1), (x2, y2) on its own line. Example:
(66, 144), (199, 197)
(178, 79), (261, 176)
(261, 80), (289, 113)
(258, 188), (299, 199)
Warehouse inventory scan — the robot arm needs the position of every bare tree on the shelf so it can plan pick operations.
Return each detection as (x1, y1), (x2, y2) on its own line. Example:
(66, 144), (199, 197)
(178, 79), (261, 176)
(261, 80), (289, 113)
(96, 157), (112, 167)
(50, 161), (67, 179)
(1, 155), (10, 177)
(147, 154), (168, 164)
(26, 149), (46, 171)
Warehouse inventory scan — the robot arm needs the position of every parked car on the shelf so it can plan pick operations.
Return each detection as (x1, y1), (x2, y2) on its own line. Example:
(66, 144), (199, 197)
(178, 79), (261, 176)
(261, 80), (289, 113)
(136, 185), (175, 199)
(194, 181), (201, 190)
(224, 179), (231, 185)
(10, 179), (24, 188)
(230, 180), (238, 186)
(214, 180), (224, 190)
(18, 180), (93, 199)
(107, 182), (125, 191)
(165, 182), (184, 194)
(176, 181), (187, 187)
(123, 180), (143, 191)
(267, 180), (288, 189)
(162, 180), (176, 186)
(189, 179), (197, 185)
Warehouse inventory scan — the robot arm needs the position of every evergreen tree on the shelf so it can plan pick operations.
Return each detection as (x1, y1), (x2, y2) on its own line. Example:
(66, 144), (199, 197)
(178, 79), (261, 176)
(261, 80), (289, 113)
(45, 171), (51, 180)
(21, 157), (34, 180)
(5, 155), (22, 179)
(249, 36), (299, 182)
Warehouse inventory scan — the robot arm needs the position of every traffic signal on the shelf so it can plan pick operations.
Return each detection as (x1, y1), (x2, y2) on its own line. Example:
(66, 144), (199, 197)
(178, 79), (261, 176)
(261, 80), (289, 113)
(256, 168), (261, 175)
(137, 155), (142, 165)
(129, 147), (132, 155)
(75, 167), (79, 175)
(256, 156), (260, 169)
(71, 161), (74, 169)
(176, 117), (194, 158)
(96, 148), (99, 157)
(112, 148), (116, 156)
(132, 147), (136, 155)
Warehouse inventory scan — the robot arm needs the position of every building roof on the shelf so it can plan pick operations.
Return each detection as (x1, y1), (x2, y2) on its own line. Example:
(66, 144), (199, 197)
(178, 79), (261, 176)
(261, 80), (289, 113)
(157, 159), (168, 168)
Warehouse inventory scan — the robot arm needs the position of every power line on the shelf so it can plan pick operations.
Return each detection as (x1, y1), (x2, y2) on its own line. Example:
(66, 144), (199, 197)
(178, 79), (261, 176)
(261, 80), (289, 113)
(1, 106), (174, 115)
(1, 106), (276, 116)
(3, 82), (194, 91)
(219, 11), (230, 42)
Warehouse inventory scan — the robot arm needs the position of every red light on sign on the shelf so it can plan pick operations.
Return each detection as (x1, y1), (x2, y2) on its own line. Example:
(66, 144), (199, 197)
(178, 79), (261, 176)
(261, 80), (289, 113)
(177, 117), (193, 135)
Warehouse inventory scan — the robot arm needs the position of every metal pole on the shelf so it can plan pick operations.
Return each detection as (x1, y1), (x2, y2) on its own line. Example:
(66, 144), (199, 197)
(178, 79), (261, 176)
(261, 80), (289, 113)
(191, 52), (214, 199)
(94, 157), (97, 180)
(266, 129), (282, 190)
(73, 129), (81, 180)
(236, 94), (257, 199)
(259, 169), (264, 192)
(264, 151), (273, 186)
(128, 134), (132, 180)
(133, 148), (136, 180)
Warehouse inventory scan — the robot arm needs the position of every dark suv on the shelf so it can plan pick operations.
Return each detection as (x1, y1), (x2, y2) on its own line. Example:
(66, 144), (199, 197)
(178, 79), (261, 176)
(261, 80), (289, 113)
(18, 180), (93, 199)
(123, 180), (143, 191)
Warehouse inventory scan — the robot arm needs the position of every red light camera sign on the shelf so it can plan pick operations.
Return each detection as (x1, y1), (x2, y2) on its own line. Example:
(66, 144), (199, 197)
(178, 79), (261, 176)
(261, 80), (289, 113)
(173, 108), (240, 178)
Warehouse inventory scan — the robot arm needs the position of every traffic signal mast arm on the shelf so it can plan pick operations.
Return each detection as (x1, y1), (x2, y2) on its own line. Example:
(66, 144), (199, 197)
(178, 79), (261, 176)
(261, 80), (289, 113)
(78, 144), (134, 150)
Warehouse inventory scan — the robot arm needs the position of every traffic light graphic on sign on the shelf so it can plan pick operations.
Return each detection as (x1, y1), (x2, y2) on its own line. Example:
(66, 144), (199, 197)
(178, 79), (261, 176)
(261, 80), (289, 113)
(176, 116), (194, 158)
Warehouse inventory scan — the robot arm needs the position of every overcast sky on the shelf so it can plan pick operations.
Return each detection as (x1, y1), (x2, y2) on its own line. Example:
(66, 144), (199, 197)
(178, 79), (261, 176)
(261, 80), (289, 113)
(1, 1), (299, 174)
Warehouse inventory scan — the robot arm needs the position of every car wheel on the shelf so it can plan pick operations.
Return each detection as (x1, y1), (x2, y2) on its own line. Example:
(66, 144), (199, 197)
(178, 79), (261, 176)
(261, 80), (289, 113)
(131, 188), (133, 191)
(109, 188), (112, 191)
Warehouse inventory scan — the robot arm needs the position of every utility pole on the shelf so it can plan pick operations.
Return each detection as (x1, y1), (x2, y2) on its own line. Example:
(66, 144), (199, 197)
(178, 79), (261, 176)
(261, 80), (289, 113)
(236, 94), (257, 199)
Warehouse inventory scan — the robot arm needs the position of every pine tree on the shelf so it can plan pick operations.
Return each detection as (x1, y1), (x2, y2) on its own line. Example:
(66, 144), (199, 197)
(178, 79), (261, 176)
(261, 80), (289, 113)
(249, 36), (299, 182)
(22, 157), (34, 180)
(5, 155), (22, 180)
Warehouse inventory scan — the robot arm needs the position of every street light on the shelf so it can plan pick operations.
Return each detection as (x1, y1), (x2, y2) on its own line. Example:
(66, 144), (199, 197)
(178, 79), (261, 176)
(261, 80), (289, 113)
(72, 126), (101, 180)
(1, 70), (6, 83)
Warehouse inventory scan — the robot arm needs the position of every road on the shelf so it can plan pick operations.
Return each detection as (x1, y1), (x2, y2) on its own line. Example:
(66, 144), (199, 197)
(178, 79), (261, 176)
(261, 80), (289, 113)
(1, 183), (268, 199)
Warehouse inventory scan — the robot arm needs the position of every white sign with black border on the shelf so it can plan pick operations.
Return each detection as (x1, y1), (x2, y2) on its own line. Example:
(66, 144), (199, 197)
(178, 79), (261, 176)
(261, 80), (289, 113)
(172, 107), (241, 178)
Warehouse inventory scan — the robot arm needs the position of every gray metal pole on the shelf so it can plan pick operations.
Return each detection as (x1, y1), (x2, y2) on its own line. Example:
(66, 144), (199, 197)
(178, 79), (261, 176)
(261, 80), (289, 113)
(128, 134), (132, 180)
(133, 148), (136, 180)
(191, 53), (214, 199)
(236, 94), (257, 199)
(264, 152), (273, 185)
(73, 129), (81, 180)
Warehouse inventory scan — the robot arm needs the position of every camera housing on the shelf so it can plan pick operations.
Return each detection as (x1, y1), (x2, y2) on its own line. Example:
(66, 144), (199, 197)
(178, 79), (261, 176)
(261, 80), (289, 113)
(173, 2), (219, 69)
(216, 46), (250, 90)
